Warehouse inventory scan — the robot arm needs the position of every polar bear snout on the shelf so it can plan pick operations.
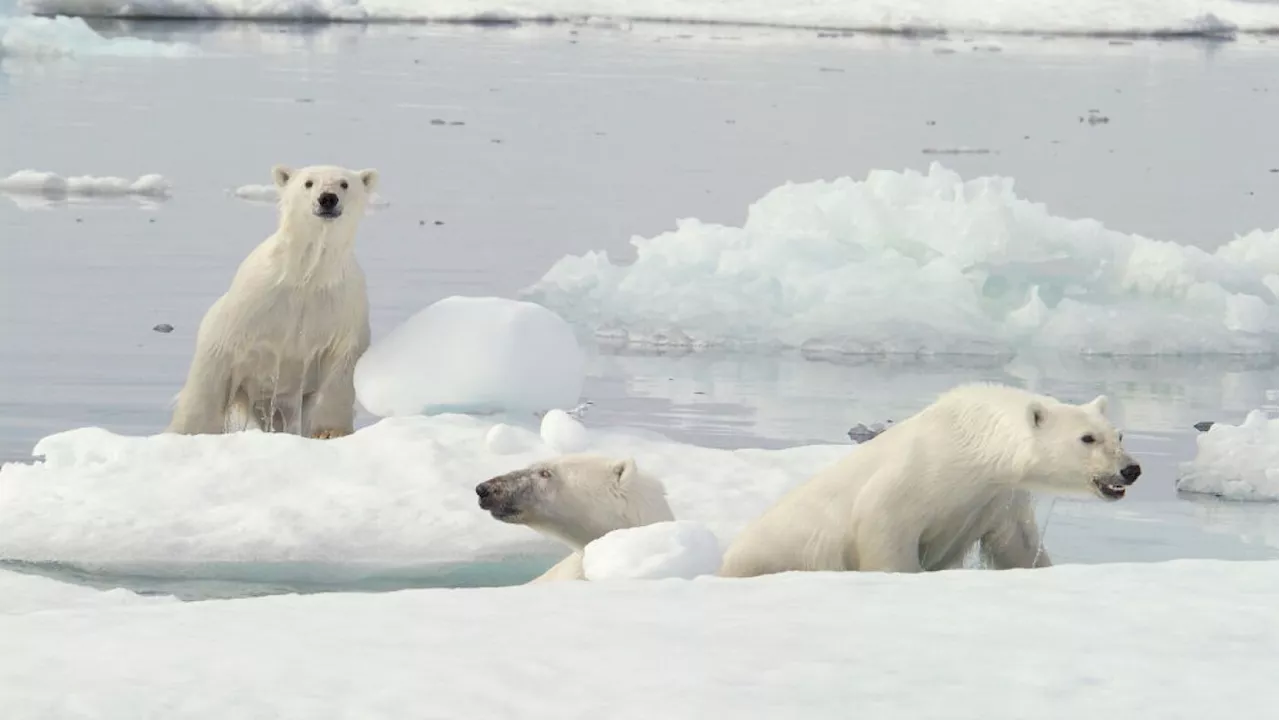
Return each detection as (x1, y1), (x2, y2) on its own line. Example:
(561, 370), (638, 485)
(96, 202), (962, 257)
(314, 191), (342, 219)
(1119, 462), (1142, 485)
(476, 473), (532, 522)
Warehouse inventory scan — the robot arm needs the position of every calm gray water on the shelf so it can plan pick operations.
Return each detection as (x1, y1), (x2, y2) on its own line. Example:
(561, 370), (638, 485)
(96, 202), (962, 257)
(0, 22), (1275, 598)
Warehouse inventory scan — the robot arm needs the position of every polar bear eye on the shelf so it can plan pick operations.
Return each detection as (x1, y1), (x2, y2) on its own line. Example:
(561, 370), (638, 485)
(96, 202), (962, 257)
(538, 469), (552, 480)
(340, 180), (349, 190)
(1081, 434), (1096, 445)
(304, 180), (313, 189)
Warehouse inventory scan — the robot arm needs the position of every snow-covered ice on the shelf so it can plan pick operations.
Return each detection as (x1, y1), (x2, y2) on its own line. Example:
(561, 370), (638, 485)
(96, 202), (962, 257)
(583, 520), (722, 580)
(354, 296), (585, 417)
(0, 560), (1274, 719)
(0, 14), (195, 58)
(0, 169), (171, 198)
(524, 164), (1279, 357)
(0, 416), (839, 567)
(18, 0), (1278, 37)
(1177, 410), (1279, 502)
(0, 568), (174, 615)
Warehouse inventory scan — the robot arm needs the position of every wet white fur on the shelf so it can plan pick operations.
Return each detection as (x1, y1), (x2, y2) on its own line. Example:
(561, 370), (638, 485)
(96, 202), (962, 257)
(167, 164), (377, 437)
(719, 383), (1137, 578)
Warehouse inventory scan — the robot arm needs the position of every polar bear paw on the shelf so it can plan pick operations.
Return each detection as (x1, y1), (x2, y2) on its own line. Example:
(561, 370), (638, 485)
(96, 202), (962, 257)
(311, 428), (351, 440)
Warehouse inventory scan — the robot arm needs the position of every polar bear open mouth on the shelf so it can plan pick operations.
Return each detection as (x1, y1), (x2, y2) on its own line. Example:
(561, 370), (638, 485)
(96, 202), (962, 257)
(1091, 477), (1127, 501)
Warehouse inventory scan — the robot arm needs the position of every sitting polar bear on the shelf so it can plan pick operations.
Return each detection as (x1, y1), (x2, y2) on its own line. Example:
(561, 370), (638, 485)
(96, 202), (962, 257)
(476, 454), (675, 582)
(719, 383), (1142, 578)
(167, 164), (378, 438)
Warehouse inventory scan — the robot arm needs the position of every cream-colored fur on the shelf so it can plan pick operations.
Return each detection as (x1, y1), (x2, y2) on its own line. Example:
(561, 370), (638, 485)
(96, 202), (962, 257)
(167, 164), (377, 438)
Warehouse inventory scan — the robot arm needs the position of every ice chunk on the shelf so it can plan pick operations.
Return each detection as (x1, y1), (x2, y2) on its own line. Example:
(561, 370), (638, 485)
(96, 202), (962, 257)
(1177, 410), (1279, 502)
(540, 408), (589, 453)
(583, 521), (722, 580)
(17, 0), (1278, 36)
(0, 170), (171, 198)
(0, 15), (196, 58)
(485, 422), (536, 455)
(523, 164), (1278, 357)
(354, 296), (585, 417)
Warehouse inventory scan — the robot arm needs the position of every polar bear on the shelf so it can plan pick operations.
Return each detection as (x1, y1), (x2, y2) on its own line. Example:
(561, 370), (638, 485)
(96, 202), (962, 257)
(167, 164), (378, 438)
(719, 383), (1142, 578)
(476, 454), (675, 582)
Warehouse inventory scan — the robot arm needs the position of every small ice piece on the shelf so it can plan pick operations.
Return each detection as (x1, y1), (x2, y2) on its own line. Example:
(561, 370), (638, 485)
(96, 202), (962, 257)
(847, 420), (892, 444)
(354, 296), (584, 417)
(540, 408), (588, 453)
(1193, 421), (1215, 433)
(1176, 409), (1278, 502)
(582, 521), (723, 580)
(485, 423), (535, 455)
(0, 169), (171, 198)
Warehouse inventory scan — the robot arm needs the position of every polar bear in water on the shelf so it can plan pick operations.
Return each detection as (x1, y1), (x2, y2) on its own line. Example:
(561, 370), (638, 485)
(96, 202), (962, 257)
(476, 455), (675, 582)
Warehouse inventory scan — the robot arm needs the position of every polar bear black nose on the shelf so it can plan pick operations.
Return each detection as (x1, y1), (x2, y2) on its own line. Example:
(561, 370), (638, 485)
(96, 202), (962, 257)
(476, 483), (492, 498)
(317, 192), (339, 210)
(1120, 463), (1141, 484)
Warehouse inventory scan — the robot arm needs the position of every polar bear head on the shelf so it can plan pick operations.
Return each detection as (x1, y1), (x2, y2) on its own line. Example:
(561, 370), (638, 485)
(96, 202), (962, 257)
(271, 164), (378, 229)
(1024, 394), (1142, 501)
(476, 454), (675, 550)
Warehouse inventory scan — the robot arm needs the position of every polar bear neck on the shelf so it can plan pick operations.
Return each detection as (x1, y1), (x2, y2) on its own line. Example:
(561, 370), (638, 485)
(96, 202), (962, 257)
(274, 215), (360, 286)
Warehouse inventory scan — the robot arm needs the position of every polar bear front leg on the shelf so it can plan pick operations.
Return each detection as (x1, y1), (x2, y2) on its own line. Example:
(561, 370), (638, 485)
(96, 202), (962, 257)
(166, 351), (234, 435)
(303, 353), (359, 439)
(979, 491), (1052, 569)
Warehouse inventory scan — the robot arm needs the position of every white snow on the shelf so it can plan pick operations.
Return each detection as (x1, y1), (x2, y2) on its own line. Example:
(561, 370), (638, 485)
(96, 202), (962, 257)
(18, 0), (1278, 37)
(524, 164), (1279, 357)
(0, 14), (195, 58)
(0, 169), (171, 198)
(0, 560), (1274, 719)
(485, 422), (536, 455)
(354, 296), (585, 417)
(583, 520), (722, 580)
(231, 183), (390, 208)
(1177, 410), (1279, 502)
(0, 568), (174, 616)
(0, 416), (841, 566)
(539, 408), (589, 453)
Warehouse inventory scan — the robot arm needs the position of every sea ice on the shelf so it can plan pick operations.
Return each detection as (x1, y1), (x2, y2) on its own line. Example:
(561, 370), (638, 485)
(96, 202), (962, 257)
(0, 416), (843, 567)
(18, 0), (1278, 37)
(354, 296), (585, 418)
(1177, 409), (1279, 502)
(582, 520), (722, 580)
(523, 164), (1279, 357)
(0, 568), (174, 616)
(539, 408), (589, 453)
(0, 560), (1273, 719)
(0, 169), (171, 198)
(0, 14), (195, 57)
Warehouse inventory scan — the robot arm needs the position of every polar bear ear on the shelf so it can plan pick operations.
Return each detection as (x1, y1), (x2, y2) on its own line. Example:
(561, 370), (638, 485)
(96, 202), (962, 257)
(272, 165), (294, 189)
(612, 458), (637, 485)
(357, 169), (379, 192)
(1085, 395), (1109, 416)
(1028, 401), (1046, 429)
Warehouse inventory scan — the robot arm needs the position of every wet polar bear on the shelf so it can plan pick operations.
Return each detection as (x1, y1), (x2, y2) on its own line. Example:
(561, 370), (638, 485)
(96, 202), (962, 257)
(719, 383), (1142, 578)
(167, 164), (378, 437)
(476, 455), (675, 582)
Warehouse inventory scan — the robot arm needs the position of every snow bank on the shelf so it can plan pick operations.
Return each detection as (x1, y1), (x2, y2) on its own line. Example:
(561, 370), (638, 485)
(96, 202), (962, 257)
(0, 170), (171, 198)
(19, 0), (1278, 37)
(0, 560), (1274, 719)
(524, 164), (1279, 357)
(583, 521), (722, 580)
(355, 297), (585, 418)
(0, 417), (842, 566)
(0, 15), (195, 58)
(0, 568), (174, 616)
(1177, 410), (1279, 502)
